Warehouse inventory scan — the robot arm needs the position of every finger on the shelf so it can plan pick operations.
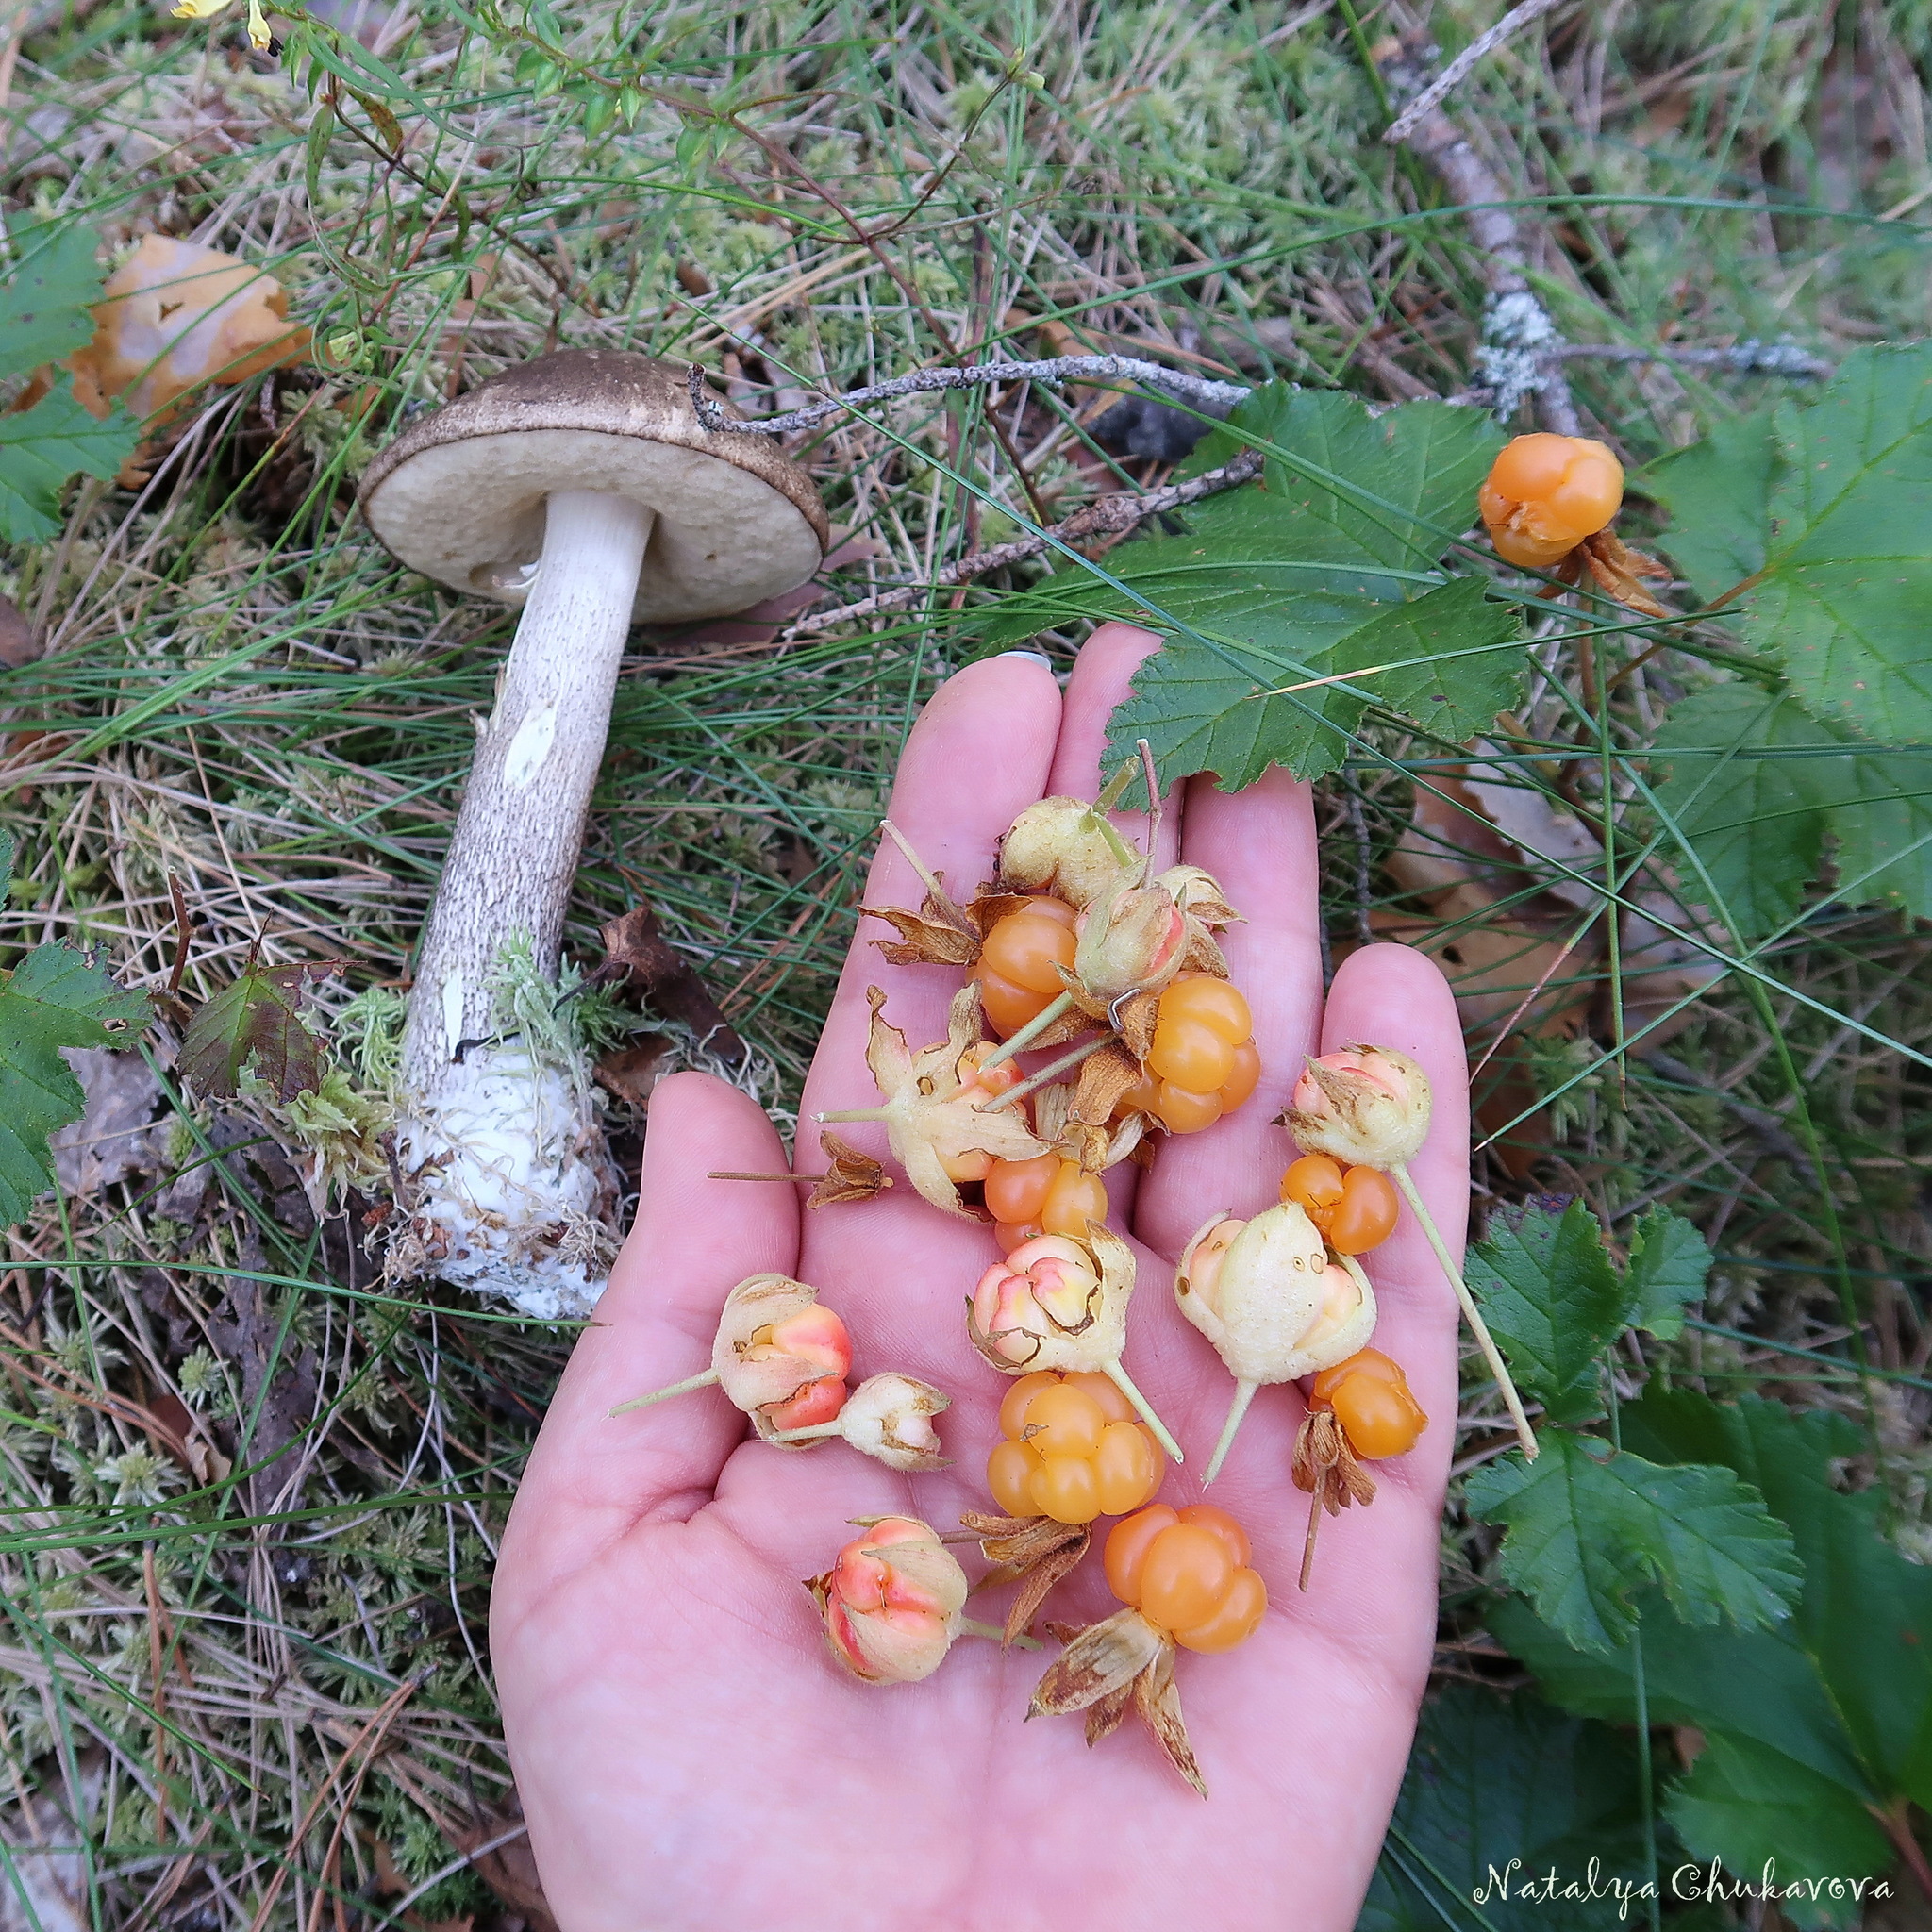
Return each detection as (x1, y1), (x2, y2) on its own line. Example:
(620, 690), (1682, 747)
(791, 655), (1061, 1463)
(795, 650), (1063, 1166)
(501, 1073), (802, 1586)
(1273, 942), (1468, 1655)
(1044, 623), (1183, 870)
(1135, 766), (1324, 1257)
(1044, 621), (1183, 1229)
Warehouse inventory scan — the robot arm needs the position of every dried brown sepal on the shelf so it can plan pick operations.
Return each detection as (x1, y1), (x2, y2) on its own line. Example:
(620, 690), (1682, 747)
(1028, 1605), (1165, 1716)
(862, 887), (982, 966)
(1031, 1612), (1207, 1797)
(1031, 1080), (1074, 1145)
(1291, 1408), (1379, 1591)
(1133, 1637), (1208, 1798)
(1579, 530), (1674, 620)
(967, 891), (1057, 935)
(807, 1131), (891, 1208)
(1179, 925), (1229, 976)
(1085, 1681), (1134, 1747)
(959, 1510), (1091, 1644)
(858, 983), (1051, 1216)
(1156, 864), (1241, 929)
(1073, 1041), (1143, 1127)
(1112, 988), (1162, 1063)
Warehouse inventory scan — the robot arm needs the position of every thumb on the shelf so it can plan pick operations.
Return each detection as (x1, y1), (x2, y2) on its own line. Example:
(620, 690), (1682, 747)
(500, 1073), (802, 1587)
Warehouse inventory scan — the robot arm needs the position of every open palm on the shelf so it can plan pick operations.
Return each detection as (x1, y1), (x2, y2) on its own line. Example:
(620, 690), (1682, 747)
(491, 624), (1469, 1932)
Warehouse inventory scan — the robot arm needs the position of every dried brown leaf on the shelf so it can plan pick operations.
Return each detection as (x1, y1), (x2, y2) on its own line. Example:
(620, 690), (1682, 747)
(597, 907), (742, 1059)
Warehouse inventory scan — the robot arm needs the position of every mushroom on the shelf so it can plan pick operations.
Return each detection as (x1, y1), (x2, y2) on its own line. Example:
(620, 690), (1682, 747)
(360, 349), (828, 1316)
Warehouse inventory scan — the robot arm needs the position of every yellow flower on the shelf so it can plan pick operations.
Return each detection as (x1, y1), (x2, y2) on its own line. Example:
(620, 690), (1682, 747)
(171, 0), (273, 51)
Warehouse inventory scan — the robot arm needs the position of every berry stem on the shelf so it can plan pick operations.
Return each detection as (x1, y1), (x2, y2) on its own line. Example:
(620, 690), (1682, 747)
(960, 1617), (1041, 1649)
(1100, 1356), (1184, 1463)
(1202, 1378), (1259, 1486)
(878, 819), (948, 901)
(975, 989), (1077, 1071)
(1135, 737), (1161, 884)
(608, 1369), (719, 1417)
(765, 1421), (845, 1442)
(1298, 1487), (1324, 1593)
(815, 1107), (889, 1124)
(708, 1171), (828, 1183)
(1389, 1161), (1538, 1460)
(982, 1033), (1110, 1112)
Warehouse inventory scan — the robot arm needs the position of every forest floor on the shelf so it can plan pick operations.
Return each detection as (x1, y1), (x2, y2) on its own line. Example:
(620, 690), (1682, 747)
(2, 0), (1929, 1924)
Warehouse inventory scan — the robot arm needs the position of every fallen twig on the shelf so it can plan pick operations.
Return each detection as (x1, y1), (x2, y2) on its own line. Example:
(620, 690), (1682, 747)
(689, 355), (1249, 440)
(1382, 0), (1573, 146)
(1374, 11), (1582, 432)
(781, 448), (1265, 637)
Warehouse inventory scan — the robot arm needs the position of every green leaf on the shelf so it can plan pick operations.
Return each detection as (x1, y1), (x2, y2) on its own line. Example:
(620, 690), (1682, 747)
(1491, 1589), (1872, 1797)
(1467, 1200), (1625, 1424)
(179, 961), (331, 1103)
(1330, 575), (1524, 747)
(1358, 1683), (1663, 1932)
(1492, 1389), (1932, 1924)
(1667, 1736), (1898, 1926)
(1650, 345), (1932, 744)
(962, 389), (1517, 788)
(0, 378), (139, 544)
(1619, 1388), (1932, 1817)
(1757, 347), (1932, 742)
(1101, 569), (1522, 788)
(0, 944), (153, 1224)
(1214, 385), (1505, 571)
(1639, 411), (1775, 605)
(1465, 1431), (1802, 1654)
(1653, 682), (1932, 934)
(0, 225), (110, 377)
(1624, 1207), (1710, 1340)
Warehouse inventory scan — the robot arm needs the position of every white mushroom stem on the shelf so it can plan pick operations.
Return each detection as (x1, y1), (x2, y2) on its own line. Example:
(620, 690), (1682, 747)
(393, 491), (654, 1319)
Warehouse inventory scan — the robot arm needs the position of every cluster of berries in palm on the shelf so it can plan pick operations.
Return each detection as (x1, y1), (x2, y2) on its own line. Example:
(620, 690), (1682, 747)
(607, 778), (1516, 1798)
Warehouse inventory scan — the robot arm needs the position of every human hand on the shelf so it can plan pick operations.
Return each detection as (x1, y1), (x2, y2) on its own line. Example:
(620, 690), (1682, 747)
(491, 623), (1469, 1932)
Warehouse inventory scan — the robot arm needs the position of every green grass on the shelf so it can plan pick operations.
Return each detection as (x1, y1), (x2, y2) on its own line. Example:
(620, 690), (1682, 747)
(2, 0), (1929, 1923)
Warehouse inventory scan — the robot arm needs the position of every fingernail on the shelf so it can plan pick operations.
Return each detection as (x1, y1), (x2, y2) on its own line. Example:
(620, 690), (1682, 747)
(998, 650), (1054, 668)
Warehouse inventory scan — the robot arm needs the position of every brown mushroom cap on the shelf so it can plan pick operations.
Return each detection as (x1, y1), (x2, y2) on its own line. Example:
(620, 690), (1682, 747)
(358, 349), (829, 624)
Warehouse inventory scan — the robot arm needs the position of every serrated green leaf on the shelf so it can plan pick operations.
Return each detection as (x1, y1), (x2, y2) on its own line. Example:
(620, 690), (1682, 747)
(1639, 411), (1776, 605)
(1100, 571), (1521, 789)
(1493, 1389), (1932, 1921)
(1219, 385), (1505, 568)
(1331, 575), (1524, 746)
(1757, 346), (1932, 742)
(1651, 346), (1932, 745)
(1624, 1207), (1710, 1340)
(0, 944), (153, 1224)
(1653, 682), (1932, 934)
(1491, 1589), (1871, 1797)
(1466, 1431), (1802, 1654)
(1467, 1200), (1625, 1424)
(0, 379), (140, 544)
(1358, 1683), (1662, 1932)
(179, 962), (330, 1103)
(0, 225), (109, 377)
(1619, 1388), (1932, 1817)
(1666, 1737), (1897, 1927)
